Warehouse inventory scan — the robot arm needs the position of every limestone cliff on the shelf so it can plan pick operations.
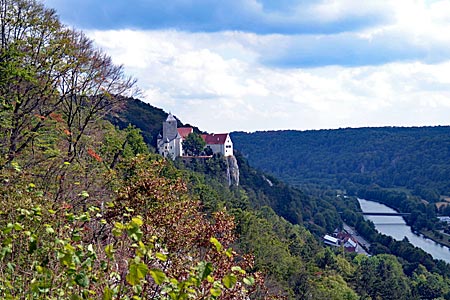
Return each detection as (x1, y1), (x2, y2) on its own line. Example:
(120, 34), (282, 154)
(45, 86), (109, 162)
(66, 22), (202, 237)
(226, 155), (240, 186)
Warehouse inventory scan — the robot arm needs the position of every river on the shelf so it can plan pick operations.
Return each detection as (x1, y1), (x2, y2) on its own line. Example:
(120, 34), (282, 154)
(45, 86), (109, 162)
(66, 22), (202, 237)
(358, 198), (450, 263)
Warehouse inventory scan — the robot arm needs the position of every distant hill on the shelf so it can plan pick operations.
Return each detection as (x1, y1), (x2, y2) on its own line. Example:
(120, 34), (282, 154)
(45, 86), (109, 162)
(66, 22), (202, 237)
(231, 126), (450, 201)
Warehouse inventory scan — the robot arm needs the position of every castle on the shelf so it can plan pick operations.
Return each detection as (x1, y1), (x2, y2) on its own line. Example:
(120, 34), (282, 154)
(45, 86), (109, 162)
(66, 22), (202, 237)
(157, 113), (233, 159)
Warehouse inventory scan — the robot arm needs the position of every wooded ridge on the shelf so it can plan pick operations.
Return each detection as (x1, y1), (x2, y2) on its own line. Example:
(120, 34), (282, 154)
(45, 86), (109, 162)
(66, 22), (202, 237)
(231, 127), (450, 201)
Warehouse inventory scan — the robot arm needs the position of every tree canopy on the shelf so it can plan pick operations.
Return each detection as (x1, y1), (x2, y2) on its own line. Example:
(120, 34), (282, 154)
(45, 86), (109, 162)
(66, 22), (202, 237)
(232, 127), (450, 199)
(183, 132), (206, 156)
(0, 0), (136, 168)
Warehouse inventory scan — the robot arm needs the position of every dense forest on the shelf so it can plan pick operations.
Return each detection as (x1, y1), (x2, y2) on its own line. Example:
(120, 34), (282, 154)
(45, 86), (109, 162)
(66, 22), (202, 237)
(1, 0), (450, 299)
(231, 127), (450, 250)
(231, 127), (450, 201)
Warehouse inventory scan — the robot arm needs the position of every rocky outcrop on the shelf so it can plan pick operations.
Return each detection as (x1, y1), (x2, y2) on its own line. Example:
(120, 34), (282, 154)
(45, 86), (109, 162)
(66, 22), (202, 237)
(226, 155), (240, 186)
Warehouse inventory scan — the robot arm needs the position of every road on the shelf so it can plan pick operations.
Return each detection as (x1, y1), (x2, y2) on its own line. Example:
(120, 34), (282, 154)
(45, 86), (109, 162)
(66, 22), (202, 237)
(343, 223), (371, 256)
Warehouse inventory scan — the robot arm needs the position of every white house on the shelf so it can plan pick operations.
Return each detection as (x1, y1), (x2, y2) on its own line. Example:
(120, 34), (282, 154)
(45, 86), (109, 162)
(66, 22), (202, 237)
(157, 113), (233, 159)
(201, 133), (234, 157)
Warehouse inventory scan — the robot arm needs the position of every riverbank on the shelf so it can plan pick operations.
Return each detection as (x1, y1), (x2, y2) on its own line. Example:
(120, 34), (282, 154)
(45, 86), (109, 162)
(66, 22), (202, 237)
(420, 229), (450, 249)
(358, 198), (450, 250)
(358, 198), (450, 263)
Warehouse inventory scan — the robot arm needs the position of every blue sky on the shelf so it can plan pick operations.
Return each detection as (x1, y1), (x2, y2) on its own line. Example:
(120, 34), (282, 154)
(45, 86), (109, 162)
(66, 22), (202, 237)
(45, 0), (389, 34)
(44, 0), (450, 132)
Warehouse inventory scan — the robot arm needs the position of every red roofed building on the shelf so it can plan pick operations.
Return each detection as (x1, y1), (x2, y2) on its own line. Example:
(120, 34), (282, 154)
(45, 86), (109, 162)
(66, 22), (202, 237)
(336, 232), (359, 252)
(201, 133), (233, 157)
(177, 127), (193, 139)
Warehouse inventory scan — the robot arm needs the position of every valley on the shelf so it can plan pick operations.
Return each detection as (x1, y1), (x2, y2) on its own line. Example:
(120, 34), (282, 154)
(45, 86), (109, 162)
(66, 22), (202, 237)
(2, 0), (450, 298)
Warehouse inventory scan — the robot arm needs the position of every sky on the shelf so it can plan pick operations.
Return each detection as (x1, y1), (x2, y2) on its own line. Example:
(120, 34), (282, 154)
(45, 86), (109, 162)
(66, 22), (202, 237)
(43, 0), (450, 133)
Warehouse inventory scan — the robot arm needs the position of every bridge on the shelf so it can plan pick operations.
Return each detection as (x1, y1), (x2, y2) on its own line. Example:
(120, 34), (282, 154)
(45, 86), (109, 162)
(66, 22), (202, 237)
(362, 212), (410, 217)
(370, 222), (407, 225)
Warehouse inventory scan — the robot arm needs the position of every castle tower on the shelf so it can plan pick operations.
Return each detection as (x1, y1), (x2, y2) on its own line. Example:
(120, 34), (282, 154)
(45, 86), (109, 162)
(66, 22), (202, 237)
(162, 113), (178, 141)
(157, 113), (183, 159)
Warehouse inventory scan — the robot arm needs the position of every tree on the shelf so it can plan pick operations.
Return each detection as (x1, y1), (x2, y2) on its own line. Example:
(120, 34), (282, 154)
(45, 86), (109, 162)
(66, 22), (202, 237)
(0, 0), (136, 169)
(313, 275), (359, 300)
(0, 0), (138, 207)
(353, 254), (411, 300)
(183, 132), (206, 156)
(0, 0), (66, 166)
(412, 265), (450, 299)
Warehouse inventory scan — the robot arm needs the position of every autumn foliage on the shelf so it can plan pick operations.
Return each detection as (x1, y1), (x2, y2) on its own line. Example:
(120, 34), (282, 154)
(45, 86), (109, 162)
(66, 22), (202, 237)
(0, 152), (272, 299)
(0, 0), (269, 297)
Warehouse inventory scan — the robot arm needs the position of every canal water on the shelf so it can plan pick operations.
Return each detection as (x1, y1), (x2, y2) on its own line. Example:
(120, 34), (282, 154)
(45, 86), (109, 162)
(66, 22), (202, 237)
(358, 198), (450, 263)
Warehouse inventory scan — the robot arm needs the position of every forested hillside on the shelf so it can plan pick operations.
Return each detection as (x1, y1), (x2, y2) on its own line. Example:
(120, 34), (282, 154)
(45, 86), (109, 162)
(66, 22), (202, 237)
(106, 97), (203, 147)
(232, 127), (450, 201)
(2, 0), (450, 299)
(109, 97), (450, 298)
(106, 98), (172, 146)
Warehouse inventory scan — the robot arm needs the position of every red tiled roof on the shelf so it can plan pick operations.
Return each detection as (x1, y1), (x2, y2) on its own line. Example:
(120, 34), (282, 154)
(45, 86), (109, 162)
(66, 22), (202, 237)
(177, 127), (193, 138)
(201, 133), (229, 145)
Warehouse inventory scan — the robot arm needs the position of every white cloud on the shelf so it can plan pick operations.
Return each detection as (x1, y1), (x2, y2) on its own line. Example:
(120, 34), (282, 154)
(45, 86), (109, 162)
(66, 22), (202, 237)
(91, 29), (450, 132)
(83, 0), (450, 132)
(309, 0), (393, 23)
